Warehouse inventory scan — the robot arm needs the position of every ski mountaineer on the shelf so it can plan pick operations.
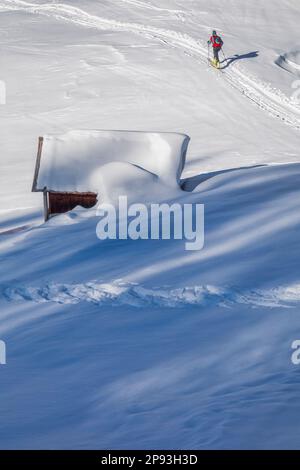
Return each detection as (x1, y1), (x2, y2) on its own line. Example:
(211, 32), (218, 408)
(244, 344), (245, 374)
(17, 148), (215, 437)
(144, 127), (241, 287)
(208, 30), (223, 68)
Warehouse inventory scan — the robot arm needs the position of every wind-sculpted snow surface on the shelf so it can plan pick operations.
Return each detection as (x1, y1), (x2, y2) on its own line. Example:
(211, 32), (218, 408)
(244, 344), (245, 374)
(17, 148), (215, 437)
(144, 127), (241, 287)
(276, 51), (300, 77)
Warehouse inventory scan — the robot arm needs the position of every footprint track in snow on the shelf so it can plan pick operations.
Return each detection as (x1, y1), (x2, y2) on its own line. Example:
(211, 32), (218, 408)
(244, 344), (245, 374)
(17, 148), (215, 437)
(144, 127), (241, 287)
(2, 280), (300, 309)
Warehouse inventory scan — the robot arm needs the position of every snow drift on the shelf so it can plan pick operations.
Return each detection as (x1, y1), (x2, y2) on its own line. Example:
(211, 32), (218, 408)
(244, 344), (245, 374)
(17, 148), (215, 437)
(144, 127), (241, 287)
(276, 50), (300, 76)
(34, 130), (190, 200)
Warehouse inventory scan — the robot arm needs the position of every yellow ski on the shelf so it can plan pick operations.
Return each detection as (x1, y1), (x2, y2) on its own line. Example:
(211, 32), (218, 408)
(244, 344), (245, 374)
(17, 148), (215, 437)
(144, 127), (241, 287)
(210, 59), (220, 69)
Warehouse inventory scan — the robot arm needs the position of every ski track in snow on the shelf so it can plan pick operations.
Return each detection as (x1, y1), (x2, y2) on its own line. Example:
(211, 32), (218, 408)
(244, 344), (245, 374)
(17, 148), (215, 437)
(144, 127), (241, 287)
(2, 280), (300, 309)
(1, 0), (300, 129)
(118, 0), (184, 16)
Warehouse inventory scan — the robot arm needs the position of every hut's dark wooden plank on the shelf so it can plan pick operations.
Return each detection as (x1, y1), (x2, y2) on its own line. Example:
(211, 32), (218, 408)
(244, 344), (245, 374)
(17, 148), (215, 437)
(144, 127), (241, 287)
(48, 192), (97, 216)
(43, 189), (49, 221)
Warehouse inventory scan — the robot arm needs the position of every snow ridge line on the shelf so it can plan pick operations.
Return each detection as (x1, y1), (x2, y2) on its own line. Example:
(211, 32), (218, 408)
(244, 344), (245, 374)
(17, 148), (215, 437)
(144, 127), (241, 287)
(1, 0), (300, 129)
(2, 281), (300, 309)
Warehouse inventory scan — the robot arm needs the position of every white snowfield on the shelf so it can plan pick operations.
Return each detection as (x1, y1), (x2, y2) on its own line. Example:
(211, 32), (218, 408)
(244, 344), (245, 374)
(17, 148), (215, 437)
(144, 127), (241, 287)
(1, 0), (300, 450)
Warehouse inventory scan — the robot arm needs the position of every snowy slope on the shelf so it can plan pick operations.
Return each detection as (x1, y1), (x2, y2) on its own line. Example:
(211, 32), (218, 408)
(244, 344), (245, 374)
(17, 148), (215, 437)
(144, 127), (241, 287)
(1, 0), (300, 450)
(1, 0), (300, 211)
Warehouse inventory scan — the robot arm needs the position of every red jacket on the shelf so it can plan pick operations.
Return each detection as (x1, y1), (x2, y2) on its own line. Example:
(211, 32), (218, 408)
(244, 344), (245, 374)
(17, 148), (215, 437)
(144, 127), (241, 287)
(210, 35), (223, 49)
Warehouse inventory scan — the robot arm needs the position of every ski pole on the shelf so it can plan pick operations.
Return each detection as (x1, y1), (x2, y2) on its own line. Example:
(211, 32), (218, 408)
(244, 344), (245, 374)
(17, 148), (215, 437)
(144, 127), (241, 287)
(221, 48), (227, 62)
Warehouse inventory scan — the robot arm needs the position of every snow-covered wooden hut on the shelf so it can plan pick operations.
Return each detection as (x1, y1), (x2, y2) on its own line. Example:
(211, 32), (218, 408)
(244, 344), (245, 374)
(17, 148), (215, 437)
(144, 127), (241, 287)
(32, 130), (190, 221)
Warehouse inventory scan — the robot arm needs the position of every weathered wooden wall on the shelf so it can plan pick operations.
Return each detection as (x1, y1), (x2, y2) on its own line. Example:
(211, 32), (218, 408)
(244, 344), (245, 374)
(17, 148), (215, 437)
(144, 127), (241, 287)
(48, 192), (97, 217)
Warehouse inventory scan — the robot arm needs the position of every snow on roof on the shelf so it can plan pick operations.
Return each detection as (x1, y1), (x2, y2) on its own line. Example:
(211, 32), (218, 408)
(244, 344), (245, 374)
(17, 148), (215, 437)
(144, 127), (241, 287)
(33, 130), (190, 193)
